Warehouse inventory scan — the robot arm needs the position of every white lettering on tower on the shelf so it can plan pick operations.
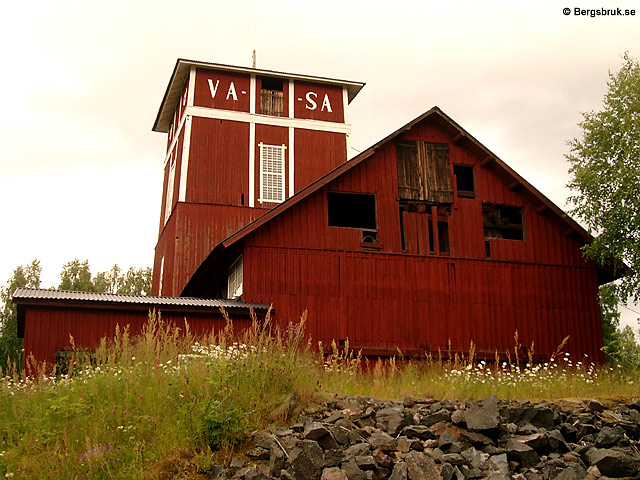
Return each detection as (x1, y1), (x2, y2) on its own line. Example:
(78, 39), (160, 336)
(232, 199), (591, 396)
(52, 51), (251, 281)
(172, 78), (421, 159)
(321, 94), (333, 113)
(305, 91), (318, 110)
(227, 82), (238, 101)
(208, 79), (220, 98)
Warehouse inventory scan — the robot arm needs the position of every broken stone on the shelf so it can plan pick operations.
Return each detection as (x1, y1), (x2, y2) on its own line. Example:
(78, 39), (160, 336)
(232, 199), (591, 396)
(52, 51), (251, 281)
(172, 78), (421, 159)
(320, 467), (348, 480)
(404, 450), (441, 480)
(584, 447), (640, 477)
(376, 406), (407, 435)
(389, 461), (408, 480)
(506, 439), (541, 468)
(369, 431), (397, 451)
(286, 440), (324, 480)
(346, 442), (371, 457)
(594, 426), (625, 448)
(402, 425), (437, 440)
(465, 396), (500, 431)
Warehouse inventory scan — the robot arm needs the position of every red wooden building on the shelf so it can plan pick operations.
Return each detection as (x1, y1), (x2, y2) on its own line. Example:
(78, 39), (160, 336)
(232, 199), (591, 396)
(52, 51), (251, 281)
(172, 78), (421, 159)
(14, 59), (616, 367)
(181, 107), (614, 362)
(152, 59), (364, 297)
(13, 288), (267, 369)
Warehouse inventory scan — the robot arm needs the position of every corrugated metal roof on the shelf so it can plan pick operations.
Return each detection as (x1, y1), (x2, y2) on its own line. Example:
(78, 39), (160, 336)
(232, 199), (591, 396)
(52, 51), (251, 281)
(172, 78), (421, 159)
(12, 288), (268, 311)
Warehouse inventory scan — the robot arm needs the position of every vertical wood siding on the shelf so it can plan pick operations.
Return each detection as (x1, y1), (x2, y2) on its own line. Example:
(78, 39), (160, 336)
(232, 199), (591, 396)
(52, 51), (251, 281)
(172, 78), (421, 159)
(22, 307), (254, 369)
(231, 117), (604, 362)
(293, 81), (345, 123)
(188, 118), (250, 205)
(193, 68), (251, 112)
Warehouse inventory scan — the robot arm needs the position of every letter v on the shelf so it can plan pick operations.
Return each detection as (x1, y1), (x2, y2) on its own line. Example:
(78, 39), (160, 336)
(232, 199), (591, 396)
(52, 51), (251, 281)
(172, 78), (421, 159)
(208, 79), (220, 99)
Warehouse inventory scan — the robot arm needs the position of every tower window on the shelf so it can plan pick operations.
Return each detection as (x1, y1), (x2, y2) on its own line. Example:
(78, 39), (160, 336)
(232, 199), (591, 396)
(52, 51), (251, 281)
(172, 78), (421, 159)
(259, 143), (286, 203)
(227, 255), (243, 299)
(260, 77), (284, 117)
(327, 192), (377, 230)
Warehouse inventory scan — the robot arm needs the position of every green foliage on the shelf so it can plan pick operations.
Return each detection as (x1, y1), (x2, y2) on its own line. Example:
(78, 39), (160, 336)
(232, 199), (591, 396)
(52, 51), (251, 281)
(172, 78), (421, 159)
(194, 400), (248, 450)
(0, 259), (41, 372)
(59, 260), (151, 295)
(599, 283), (622, 347)
(93, 265), (152, 295)
(566, 52), (640, 303)
(601, 322), (640, 370)
(598, 283), (640, 368)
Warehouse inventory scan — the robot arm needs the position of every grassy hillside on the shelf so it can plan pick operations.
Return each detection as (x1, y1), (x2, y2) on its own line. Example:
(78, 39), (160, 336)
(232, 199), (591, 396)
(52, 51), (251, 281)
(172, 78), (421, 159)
(1, 311), (638, 479)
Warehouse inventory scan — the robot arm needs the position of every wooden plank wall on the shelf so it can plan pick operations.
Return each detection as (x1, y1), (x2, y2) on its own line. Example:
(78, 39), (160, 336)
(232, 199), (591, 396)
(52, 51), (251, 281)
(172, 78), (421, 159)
(237, 118), (604, 362)
(22, 307), (254, 369)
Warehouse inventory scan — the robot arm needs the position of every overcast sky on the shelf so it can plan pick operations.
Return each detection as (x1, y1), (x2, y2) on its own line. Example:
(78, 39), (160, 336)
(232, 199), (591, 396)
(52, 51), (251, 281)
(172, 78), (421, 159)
(1, 0), (638, 329)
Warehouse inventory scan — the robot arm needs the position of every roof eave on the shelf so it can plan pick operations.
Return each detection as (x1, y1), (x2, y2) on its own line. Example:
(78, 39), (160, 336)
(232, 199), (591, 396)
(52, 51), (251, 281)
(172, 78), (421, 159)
(153, 58), (365, 133)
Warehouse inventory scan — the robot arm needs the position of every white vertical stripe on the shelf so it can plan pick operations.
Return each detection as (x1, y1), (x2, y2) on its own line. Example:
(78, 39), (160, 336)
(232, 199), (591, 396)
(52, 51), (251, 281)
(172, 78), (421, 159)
(250, 75), (256, 114)
(288, 79), (294, 118)
(343, 87), (351, 160)
(178, 115), (192, 202)
(249, 122), (255, 207)
(187, 66), (196, 106)
(342, 87), (349, 123)
(288, 127), (294, 197)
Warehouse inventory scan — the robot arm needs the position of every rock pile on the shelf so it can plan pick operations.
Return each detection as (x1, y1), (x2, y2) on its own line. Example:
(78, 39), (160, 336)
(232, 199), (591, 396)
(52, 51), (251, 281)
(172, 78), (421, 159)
(209, 395), (640, 480)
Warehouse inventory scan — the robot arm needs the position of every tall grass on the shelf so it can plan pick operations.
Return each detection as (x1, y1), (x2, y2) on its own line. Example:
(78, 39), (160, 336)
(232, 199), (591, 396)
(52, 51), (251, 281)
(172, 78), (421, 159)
(0, 314), (638, 479)
(0, 310), (318, 479)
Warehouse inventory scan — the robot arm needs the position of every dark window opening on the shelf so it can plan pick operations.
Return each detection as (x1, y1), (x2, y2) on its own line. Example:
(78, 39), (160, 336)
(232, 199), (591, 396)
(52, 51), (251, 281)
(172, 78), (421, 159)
(485, 240), (491, 258)
(260, 77), (284, 117)
(438, 221), (450, 253)
(261, 77), (283, 91)
(453, 164), (475, 198)
(399, 206), (407, 252)
(482, 204), (524, 240)
(327, 192), (377, 230)
(428, 217), (435, 253)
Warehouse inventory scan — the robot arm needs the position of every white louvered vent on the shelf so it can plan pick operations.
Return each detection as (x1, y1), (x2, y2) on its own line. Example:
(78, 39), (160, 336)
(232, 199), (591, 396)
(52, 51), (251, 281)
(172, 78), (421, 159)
(259, 143), (286, 203)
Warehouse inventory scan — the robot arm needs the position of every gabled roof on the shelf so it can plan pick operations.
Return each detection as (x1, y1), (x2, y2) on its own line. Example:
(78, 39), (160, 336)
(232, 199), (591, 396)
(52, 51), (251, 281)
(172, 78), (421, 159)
(183, 106), (609, 295)
(153, 58), (366, 133)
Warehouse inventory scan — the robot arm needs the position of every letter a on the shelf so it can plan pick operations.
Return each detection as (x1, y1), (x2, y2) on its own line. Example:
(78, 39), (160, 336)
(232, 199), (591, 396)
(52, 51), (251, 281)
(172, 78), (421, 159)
(305, 91), (318, 110)
(321, 94), (333, 113)
(226, 82), (238, 101)
(208, 79), (220, 99)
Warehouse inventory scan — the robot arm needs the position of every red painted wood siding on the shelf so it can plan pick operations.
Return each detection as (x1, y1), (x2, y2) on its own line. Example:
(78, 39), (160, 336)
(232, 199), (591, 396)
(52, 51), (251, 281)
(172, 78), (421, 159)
(243, 248), (602, 361)
(187, 117), (251, 206)
(22, 306), (253, 368)
(193, 68), (251, 112)
(293, 81), (344, 123)
(153, 202), (265, 296)
(294, 130), (347, 190)
(228, 117), (604, 361)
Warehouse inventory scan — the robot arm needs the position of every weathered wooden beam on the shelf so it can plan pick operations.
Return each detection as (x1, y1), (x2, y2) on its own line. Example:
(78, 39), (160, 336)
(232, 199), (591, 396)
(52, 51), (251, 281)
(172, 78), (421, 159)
(536, 204), (550, 214)
(479, 156), (493, 167)
(452, 133), (465, 145)
(508, 180), (520, 191)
